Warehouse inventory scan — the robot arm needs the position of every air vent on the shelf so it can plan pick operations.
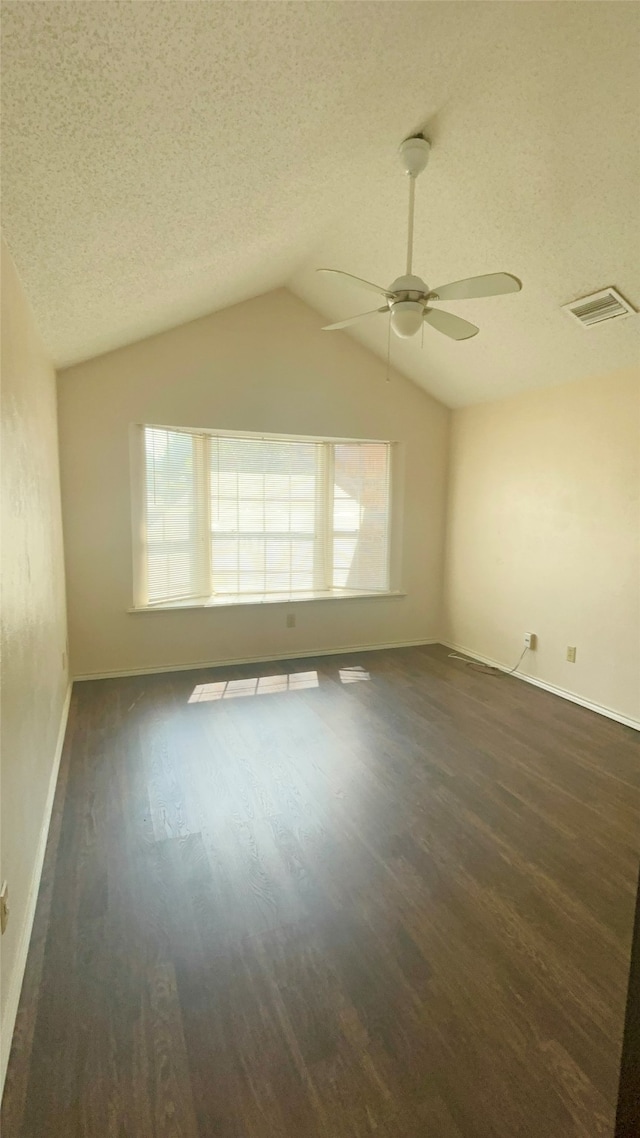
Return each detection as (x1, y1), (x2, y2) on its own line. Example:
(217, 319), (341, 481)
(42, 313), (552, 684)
(562, 287), (636, 328)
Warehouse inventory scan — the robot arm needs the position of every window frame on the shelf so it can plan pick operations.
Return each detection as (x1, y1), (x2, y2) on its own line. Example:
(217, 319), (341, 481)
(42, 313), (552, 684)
(130, 423), (400, 611)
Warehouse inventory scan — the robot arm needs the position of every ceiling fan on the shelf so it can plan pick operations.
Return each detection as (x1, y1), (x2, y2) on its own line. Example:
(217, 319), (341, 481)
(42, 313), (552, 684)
(318, 135), (522, 341)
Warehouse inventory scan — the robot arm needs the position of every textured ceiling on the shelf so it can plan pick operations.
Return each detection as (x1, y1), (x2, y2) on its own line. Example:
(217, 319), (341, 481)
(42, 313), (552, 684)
(2, 1), (639, 407)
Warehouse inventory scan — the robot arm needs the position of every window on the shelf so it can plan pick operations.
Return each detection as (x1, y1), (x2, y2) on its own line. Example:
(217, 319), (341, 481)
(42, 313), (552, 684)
(132, 425), (393, 608)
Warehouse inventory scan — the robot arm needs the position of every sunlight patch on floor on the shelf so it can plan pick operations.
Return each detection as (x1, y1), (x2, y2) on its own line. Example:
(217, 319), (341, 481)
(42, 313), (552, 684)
(339, 666), (370, 684)
(188, 671), (319, 702)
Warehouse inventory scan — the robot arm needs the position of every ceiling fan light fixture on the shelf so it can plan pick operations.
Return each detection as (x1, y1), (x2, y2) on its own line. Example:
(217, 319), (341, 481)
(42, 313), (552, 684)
(390, 300), (424, 339)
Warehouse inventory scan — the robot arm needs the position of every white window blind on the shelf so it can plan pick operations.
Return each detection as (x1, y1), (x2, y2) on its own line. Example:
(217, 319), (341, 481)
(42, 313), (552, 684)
(210, 436), (326, 596)
(136, 426), (391, 606)
(332, 442), (390, 591)
(144, 427), (200, 604)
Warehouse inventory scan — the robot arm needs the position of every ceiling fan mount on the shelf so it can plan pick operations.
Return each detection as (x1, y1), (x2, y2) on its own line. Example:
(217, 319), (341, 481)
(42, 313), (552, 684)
(317, 134), (522, 342)
(398, 134), (431, 178)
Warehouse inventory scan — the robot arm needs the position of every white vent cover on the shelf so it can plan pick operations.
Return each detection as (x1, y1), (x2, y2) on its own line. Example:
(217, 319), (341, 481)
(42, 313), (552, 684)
(562, 287), (636, 328)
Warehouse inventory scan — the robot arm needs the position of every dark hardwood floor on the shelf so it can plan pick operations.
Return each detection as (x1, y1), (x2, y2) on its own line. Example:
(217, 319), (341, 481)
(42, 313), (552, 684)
(2, 644), (639, 1137)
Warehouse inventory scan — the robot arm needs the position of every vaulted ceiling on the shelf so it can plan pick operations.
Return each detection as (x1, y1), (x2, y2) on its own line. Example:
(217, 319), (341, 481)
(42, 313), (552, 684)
(2, 1), (639, 407)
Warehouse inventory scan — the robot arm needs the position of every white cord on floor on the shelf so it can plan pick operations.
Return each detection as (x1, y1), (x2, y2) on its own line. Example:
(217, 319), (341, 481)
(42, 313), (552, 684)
(448, 646), (529, 677)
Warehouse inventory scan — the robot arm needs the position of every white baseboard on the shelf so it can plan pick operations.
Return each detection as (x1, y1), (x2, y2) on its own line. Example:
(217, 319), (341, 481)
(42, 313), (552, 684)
(73, 638), (438, 682)
(0, 683), (72, 1096)
(442, 640), (640, 731)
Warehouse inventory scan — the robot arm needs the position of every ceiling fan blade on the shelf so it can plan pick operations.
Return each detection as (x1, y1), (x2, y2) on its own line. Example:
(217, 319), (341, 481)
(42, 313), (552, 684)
(317, 268), (392, 298)
(323, 307), (388, 331)
(431, 272), (522, 301)
(424, 308), (479, 340)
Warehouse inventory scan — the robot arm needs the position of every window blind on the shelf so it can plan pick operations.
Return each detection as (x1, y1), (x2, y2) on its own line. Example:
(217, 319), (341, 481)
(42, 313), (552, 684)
(136, 426), (391, 606)
(210, 436), (327, 595)
(332, 443), (390, 591)
(144, 427), (200, 603)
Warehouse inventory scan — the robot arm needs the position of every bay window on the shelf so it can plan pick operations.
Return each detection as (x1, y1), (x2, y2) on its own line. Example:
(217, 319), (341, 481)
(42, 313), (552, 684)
(131, 425), (393, 608)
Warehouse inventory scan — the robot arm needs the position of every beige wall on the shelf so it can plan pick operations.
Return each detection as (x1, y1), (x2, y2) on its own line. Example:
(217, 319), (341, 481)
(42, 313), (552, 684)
(58, 289), (449, 678)
(0, 241), (69, 1080)
(444, 367), (640, 724)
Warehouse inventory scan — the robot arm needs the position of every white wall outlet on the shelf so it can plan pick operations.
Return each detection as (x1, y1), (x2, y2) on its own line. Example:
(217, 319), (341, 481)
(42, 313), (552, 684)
(286, 613), (296, 629)
(524, 632), (536, 650)
(566, 646), (577, 663)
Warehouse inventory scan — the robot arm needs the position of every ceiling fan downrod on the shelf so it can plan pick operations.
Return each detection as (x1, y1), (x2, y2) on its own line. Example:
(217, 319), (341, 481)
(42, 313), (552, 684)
(399, 135), (431, 277)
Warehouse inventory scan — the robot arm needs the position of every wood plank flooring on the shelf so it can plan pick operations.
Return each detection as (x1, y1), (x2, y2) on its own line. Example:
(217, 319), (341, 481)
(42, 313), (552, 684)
(2, 644), (639, 1137)
(616, 864), (640, 1137)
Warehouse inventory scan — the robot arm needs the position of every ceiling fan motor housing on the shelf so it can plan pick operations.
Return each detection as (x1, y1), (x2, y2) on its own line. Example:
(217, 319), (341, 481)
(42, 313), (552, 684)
(389, 274), (429, 299)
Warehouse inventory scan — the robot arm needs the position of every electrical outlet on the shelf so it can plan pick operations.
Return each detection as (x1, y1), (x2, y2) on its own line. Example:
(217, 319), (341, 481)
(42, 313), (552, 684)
(0, 881), (9, 935)
(524, 632), (536, 650)
(566, 646), (577, 663)
(286, 613), (296, 629)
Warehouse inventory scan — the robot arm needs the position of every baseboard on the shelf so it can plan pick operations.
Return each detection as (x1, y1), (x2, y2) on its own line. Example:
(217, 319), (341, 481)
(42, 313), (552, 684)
(442, 641), (640, 731)
(0, 682), (72, 1096)
(73, 638), (439, 682)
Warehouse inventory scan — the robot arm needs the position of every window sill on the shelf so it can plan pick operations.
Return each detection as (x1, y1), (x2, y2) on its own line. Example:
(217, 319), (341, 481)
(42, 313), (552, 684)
(128, 589), (406, 613)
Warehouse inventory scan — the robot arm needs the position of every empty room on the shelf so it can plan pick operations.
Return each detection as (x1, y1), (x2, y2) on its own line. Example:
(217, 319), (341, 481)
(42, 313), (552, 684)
(1, 2), (639, 1136)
